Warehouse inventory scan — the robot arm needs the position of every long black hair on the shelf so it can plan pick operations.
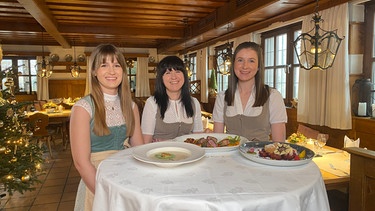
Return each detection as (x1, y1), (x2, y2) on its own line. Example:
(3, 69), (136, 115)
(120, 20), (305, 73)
(154, 55), (194, 119)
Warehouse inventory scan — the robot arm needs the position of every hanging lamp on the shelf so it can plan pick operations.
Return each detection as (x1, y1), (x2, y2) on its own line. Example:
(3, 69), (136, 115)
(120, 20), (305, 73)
(70, 39), (81, 77)
(217, 23), (232, 75)
(36, 30), (52, 78)
(293, 0), (344, 70)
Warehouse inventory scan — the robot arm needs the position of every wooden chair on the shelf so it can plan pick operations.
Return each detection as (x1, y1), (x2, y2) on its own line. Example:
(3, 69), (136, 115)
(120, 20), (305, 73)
(297, 124), (320, 139)
(29, 113), (54, 158)
(345, 147), (375, 211)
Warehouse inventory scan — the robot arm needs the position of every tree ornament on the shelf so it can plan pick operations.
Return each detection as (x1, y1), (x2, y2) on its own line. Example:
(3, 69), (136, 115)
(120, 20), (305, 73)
(0, 120), (3, 127)
(21, 175), (30, 182)
(10, 157), (17, 162)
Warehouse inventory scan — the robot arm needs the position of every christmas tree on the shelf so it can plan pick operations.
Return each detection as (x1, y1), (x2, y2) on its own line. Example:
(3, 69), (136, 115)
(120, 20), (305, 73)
(0, 66), (45, 196)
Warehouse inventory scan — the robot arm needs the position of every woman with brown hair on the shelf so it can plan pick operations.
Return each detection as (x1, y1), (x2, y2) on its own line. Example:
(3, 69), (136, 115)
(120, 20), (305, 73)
(212, 41), (287, 142)
(70, 44), (143, 210)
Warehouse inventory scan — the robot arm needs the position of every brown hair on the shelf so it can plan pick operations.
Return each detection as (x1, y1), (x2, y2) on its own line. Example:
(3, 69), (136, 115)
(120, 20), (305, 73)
(225, 41), (270, 106)
(89, 44), (134, 136)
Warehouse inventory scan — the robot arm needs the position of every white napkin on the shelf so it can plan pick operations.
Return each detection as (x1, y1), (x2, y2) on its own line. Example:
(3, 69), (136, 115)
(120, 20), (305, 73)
(344, 135), (360, 148)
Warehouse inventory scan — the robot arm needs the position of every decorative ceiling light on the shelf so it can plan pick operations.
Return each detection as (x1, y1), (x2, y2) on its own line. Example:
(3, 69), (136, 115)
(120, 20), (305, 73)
(36, 30), (52, 78)
(184, 54), (193, 78)
(293, 0), (343, 70)
(70, 39), (81, 77)
(126, 59), (135, 69)
(217, 23), (233, 75)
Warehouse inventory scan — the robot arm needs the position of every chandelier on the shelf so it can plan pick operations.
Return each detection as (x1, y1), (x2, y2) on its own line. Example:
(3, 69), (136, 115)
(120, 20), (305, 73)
(293, 0), (343, 70)
(217, 42), (232, 75)
(126, 59), (135, 69)
(36, 31), (52, 78)
(70, 40), (81, 77)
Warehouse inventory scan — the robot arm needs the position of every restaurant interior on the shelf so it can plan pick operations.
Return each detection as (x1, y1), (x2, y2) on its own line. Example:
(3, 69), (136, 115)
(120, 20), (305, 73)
(1, 0), (375, 210)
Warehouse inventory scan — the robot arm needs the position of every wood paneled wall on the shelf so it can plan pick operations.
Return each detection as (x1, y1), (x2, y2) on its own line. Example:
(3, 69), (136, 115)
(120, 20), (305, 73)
(48, 80), (86, 99)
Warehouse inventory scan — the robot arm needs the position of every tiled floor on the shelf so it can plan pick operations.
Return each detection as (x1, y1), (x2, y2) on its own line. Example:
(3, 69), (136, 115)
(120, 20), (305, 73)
(0, 139), (79, 211)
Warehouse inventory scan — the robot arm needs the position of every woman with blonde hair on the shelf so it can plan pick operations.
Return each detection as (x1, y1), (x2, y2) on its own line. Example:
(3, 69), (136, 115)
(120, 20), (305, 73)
(70, 44), (143, 210)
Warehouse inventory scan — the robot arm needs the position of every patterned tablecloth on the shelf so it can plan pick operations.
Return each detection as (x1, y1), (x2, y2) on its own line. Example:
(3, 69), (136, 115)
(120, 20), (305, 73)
(93, 146), (330, 211)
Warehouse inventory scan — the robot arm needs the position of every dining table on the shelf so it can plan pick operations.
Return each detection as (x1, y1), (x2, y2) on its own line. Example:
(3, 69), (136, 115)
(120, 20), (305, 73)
(26, 109), (71, 149)
(93, 141), (330, 211)
(312, 145), (350, 190)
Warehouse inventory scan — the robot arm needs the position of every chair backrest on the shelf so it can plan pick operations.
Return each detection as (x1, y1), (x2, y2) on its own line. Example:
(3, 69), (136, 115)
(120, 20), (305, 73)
(345, 147), (375, 211)
(297, 124), (320, 139)
(29, 113), (50, 137)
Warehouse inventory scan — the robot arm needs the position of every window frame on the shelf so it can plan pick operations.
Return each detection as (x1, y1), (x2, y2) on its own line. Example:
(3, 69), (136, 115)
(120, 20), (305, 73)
(261, 22), (302, 106)
(1, 56), (37, 94)
(364, 1), (375, 81)
(125, 58), (137, 93)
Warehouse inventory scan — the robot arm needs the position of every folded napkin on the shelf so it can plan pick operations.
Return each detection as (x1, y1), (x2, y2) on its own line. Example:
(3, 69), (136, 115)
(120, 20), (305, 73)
(344, 135), (360, 148)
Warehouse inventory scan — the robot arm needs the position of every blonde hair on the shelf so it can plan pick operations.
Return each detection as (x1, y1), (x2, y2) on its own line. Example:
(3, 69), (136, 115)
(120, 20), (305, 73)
(89, 44), (134, 136)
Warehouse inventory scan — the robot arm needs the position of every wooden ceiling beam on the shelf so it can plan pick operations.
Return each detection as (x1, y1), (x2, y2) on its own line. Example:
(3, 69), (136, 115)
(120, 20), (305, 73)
(58, 25), (183, 39)
(17, 0), (71, 48)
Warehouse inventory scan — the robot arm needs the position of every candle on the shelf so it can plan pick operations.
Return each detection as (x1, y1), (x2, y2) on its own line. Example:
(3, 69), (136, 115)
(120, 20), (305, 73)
(358, 102), (367, 116)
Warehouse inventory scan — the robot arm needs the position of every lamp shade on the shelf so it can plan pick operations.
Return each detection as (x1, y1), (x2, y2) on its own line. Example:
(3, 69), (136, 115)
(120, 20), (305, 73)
(293, 13), (343, 70)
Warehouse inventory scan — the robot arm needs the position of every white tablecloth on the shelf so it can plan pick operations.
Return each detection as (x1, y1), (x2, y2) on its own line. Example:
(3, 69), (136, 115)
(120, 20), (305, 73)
(93, 148), (329, 211)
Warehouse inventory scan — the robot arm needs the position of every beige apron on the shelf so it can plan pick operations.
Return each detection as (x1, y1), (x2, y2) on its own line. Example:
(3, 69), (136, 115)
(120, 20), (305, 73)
(75, 150), (118, 211)
(224, 100), (271, 141)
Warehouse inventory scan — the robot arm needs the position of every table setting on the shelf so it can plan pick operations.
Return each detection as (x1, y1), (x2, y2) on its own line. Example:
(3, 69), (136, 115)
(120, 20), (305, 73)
(93, 133), (330, 211)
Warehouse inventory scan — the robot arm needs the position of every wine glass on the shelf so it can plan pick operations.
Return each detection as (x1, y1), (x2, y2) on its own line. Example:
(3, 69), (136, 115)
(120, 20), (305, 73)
(315, 134), (328, 156)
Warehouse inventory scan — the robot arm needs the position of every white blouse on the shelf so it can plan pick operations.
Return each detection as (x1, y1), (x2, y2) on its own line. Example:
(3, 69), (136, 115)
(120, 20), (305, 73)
(141, 96), (204, 135)
(212, 86), (287, 124)
(73, 93), (134, 127)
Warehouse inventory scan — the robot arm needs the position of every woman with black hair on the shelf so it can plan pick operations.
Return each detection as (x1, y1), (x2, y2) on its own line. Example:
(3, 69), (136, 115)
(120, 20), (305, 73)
(141, 56), (204, 143)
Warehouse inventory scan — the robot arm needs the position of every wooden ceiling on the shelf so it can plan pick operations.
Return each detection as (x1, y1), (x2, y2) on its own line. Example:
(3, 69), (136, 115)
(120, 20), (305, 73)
(0, 0), (350, 54)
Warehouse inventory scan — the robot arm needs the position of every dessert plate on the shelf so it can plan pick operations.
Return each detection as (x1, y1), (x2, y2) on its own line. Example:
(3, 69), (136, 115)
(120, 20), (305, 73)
(239, 141), (315, 166)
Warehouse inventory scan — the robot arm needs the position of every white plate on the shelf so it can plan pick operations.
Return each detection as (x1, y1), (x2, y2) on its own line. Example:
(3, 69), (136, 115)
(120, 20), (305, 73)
(132, 141), (205, 168)
(172, 133), (249, 153)
(239, 141), (315, 166)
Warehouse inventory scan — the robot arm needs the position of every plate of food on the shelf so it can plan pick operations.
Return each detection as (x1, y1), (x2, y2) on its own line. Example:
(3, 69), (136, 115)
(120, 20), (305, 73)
(132, 141), (205, 168)
(239, 141), (315, 166)
(172, 133), (249, 153)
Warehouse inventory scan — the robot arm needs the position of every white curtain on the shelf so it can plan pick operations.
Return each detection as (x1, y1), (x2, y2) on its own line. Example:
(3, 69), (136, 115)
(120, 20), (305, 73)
(297, 3), (351, 129)
(36, 56), (49, 100)
(197, 48), (208, 103)
(135, 57), (150, 97)
(84, 58), (91, 95)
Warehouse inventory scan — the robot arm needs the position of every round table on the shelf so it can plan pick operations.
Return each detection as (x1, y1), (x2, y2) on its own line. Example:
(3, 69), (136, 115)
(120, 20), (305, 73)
(93, 146), (329, 211)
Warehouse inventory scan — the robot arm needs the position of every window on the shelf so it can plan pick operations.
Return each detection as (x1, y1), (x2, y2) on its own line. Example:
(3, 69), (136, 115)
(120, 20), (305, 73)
(261, 23), (301, 105)
(215, 43), (233, 92)
(1, 56), (37, 94)
(125, 58), (137, 92)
